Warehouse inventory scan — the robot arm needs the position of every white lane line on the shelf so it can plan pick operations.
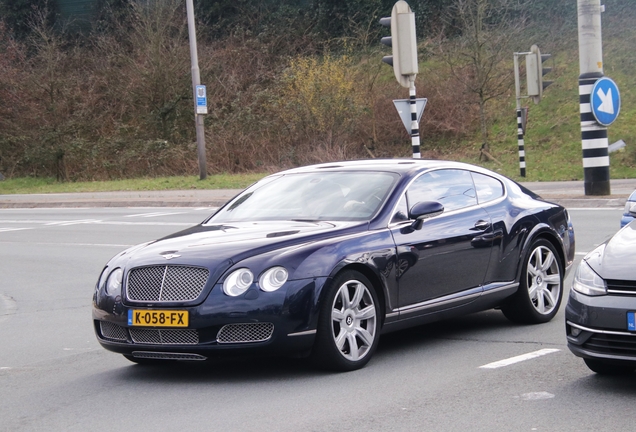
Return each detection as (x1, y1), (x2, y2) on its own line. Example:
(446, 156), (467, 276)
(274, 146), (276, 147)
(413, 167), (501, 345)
(125, 212), (184, 218)
(0, 219), (191, 227)
(45, 219), (102, 226)
(0, 227), (33, 233)
(0, 241), (132, 247)
(479, 348), (560, 369)
(518, 392), (555, 401)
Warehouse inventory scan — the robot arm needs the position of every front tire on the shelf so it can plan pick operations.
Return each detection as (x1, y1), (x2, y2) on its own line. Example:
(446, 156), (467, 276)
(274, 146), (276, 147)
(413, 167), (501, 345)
(312, 270), (381, 371)
(502, 239), (563, 324)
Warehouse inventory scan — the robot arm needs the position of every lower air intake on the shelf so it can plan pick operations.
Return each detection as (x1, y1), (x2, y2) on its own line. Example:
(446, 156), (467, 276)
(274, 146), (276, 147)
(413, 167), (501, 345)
(129, 328), (199, 345)
(132, 351), (207, 361)
(100, 321), (127, 342)
(217, 322), (274, 344)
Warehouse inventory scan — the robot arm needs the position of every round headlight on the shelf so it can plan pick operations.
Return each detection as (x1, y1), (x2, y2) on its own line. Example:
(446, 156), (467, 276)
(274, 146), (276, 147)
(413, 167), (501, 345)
(223, 268), (254, 296)
(259, 267), (288, 292)
(106, 268), (123, 296)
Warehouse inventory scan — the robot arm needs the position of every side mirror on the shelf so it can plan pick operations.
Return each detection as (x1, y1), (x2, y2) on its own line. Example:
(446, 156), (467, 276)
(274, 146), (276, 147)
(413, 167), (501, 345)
(409, 201), (444, 230)
(629, 202), (636, 217)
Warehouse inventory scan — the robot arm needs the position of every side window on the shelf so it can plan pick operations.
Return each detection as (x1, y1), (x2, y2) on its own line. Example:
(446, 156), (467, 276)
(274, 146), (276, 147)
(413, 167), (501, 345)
(406, 169), (477, 212)
(472, 172), (504, 204)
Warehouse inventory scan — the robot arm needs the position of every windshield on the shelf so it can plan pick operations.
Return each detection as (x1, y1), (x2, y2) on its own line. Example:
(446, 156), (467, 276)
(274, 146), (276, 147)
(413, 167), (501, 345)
(207, 171), (399, 223)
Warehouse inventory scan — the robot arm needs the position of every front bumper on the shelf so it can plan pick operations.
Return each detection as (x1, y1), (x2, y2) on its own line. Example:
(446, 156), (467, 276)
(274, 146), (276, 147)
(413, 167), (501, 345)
(565, 289), (636, 364)
(93, 278), (326, 360)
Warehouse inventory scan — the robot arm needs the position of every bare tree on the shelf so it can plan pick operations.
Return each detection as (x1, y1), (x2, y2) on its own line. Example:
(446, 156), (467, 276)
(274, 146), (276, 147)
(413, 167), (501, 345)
(438, 0), (526, 158)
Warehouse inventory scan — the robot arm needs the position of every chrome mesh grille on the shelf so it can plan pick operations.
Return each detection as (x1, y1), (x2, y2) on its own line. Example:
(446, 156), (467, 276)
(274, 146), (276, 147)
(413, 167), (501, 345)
(132, 351), (207, 361)
(100, 321), (127, 342)
(127, 266), (209, 302)
(217, 323), (274, 344)
(129, 328), (199, 345)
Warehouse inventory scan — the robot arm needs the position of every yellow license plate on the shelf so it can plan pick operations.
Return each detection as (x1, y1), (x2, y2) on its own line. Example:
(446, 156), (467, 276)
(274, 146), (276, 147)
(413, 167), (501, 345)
(128, 310), (189, 327)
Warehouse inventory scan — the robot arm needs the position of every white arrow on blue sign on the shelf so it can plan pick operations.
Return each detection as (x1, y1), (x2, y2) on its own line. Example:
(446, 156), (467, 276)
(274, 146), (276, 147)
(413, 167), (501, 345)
(591, 77), (620, 126)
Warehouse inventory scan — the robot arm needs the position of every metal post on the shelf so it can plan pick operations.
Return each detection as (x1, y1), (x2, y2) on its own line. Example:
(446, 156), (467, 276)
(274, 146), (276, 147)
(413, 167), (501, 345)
(186, 0), (207, 180)
(513, 53), (526, 177)
(578, 0), (609, 195)
(409, 78), (420, 159)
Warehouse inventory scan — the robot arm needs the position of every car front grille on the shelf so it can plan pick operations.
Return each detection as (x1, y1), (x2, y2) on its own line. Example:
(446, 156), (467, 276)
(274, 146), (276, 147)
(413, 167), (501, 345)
(582, 333), (636, 357)
(129, 328), (199, 345)
(97, 321), (275, 346)
(217, 323), (274, 344)
(97, 321), (199, 345)
(126, 265), (209, 302)
(607, 279), (636, 296)
(100, 321), (128, 342)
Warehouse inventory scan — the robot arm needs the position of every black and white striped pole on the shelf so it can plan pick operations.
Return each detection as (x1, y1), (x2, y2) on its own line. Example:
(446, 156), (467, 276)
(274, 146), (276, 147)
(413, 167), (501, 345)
(409, 77), (421, 158)
(513, 52), (528, 177)
(380, 1), (420, 158)
(578, 0), (611, 195)
(516, 108), (525, 177)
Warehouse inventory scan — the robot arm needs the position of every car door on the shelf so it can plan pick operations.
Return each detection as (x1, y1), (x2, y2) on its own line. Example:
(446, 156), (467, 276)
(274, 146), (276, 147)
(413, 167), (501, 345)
(390, 169), (493, 309)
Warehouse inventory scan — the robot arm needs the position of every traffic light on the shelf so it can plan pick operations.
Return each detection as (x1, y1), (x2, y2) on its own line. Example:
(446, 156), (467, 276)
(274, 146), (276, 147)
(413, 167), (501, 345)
(379, 1), (418, 88)
(526, 44), (553, 104)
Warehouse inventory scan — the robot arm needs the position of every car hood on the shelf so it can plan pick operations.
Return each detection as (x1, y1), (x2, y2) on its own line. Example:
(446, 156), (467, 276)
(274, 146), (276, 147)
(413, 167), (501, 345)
(587, 222), (636, 280)
(116, 220), (366, 273)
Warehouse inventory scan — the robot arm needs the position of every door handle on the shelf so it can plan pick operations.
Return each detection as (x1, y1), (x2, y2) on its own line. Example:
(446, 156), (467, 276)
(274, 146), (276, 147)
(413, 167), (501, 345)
(474, 220), (491, 231)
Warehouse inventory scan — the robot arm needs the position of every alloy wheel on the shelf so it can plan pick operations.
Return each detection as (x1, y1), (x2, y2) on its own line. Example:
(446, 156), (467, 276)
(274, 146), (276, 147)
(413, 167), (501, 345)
(330, 279), (378, 362)
(526, 245), (561, 315)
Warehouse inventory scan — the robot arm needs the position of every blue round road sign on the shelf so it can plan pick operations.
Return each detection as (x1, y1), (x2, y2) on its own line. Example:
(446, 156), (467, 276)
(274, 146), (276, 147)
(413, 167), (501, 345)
(591, 77), (621, 126)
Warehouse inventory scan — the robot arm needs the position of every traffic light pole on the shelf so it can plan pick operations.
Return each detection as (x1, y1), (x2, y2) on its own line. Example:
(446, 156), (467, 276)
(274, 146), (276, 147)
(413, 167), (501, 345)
(409, 78), (421, 159)
(513, 45), (551, 178)
(380, 1), (420, 159)
(513, 53), (527, 177)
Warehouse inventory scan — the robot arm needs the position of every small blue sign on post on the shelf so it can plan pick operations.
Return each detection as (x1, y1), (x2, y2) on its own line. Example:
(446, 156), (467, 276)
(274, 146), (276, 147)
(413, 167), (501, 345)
(196, 85), (208, 115)
(591, 77), (620, 126)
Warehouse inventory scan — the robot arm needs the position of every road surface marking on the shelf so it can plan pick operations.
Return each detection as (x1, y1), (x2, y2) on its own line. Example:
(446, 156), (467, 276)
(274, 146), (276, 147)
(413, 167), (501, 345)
(46, 219), (102, 226)
(479, 348), (560, 369)
(0, 227), (33, 233)
(125, 211), (184, 218)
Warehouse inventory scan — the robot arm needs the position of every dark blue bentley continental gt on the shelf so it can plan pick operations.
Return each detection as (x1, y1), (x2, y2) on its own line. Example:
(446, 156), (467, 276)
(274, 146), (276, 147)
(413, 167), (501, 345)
(93, 159), (575, 371)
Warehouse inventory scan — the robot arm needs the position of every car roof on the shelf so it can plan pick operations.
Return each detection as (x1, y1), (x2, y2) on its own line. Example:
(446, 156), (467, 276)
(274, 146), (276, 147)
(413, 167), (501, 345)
(277, 159), (492, 176)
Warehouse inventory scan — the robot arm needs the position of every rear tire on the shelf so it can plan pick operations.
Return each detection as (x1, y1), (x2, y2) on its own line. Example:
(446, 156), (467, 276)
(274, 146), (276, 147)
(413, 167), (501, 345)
(584, 358), (635, 375)
(502, 239), (563, 324)
(311, 270), (381, 372)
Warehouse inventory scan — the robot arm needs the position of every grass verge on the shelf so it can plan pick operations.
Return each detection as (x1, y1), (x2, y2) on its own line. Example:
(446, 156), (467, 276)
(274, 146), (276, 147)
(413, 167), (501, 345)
(0, 174), (267, 195)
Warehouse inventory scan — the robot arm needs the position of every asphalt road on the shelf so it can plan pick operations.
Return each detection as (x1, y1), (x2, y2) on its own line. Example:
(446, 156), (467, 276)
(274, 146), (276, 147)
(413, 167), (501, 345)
(0, 206), (634, 431)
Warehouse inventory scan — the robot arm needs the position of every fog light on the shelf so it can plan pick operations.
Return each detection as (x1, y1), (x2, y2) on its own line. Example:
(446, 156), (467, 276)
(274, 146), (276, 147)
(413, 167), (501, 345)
(570, 326), (582, 337)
